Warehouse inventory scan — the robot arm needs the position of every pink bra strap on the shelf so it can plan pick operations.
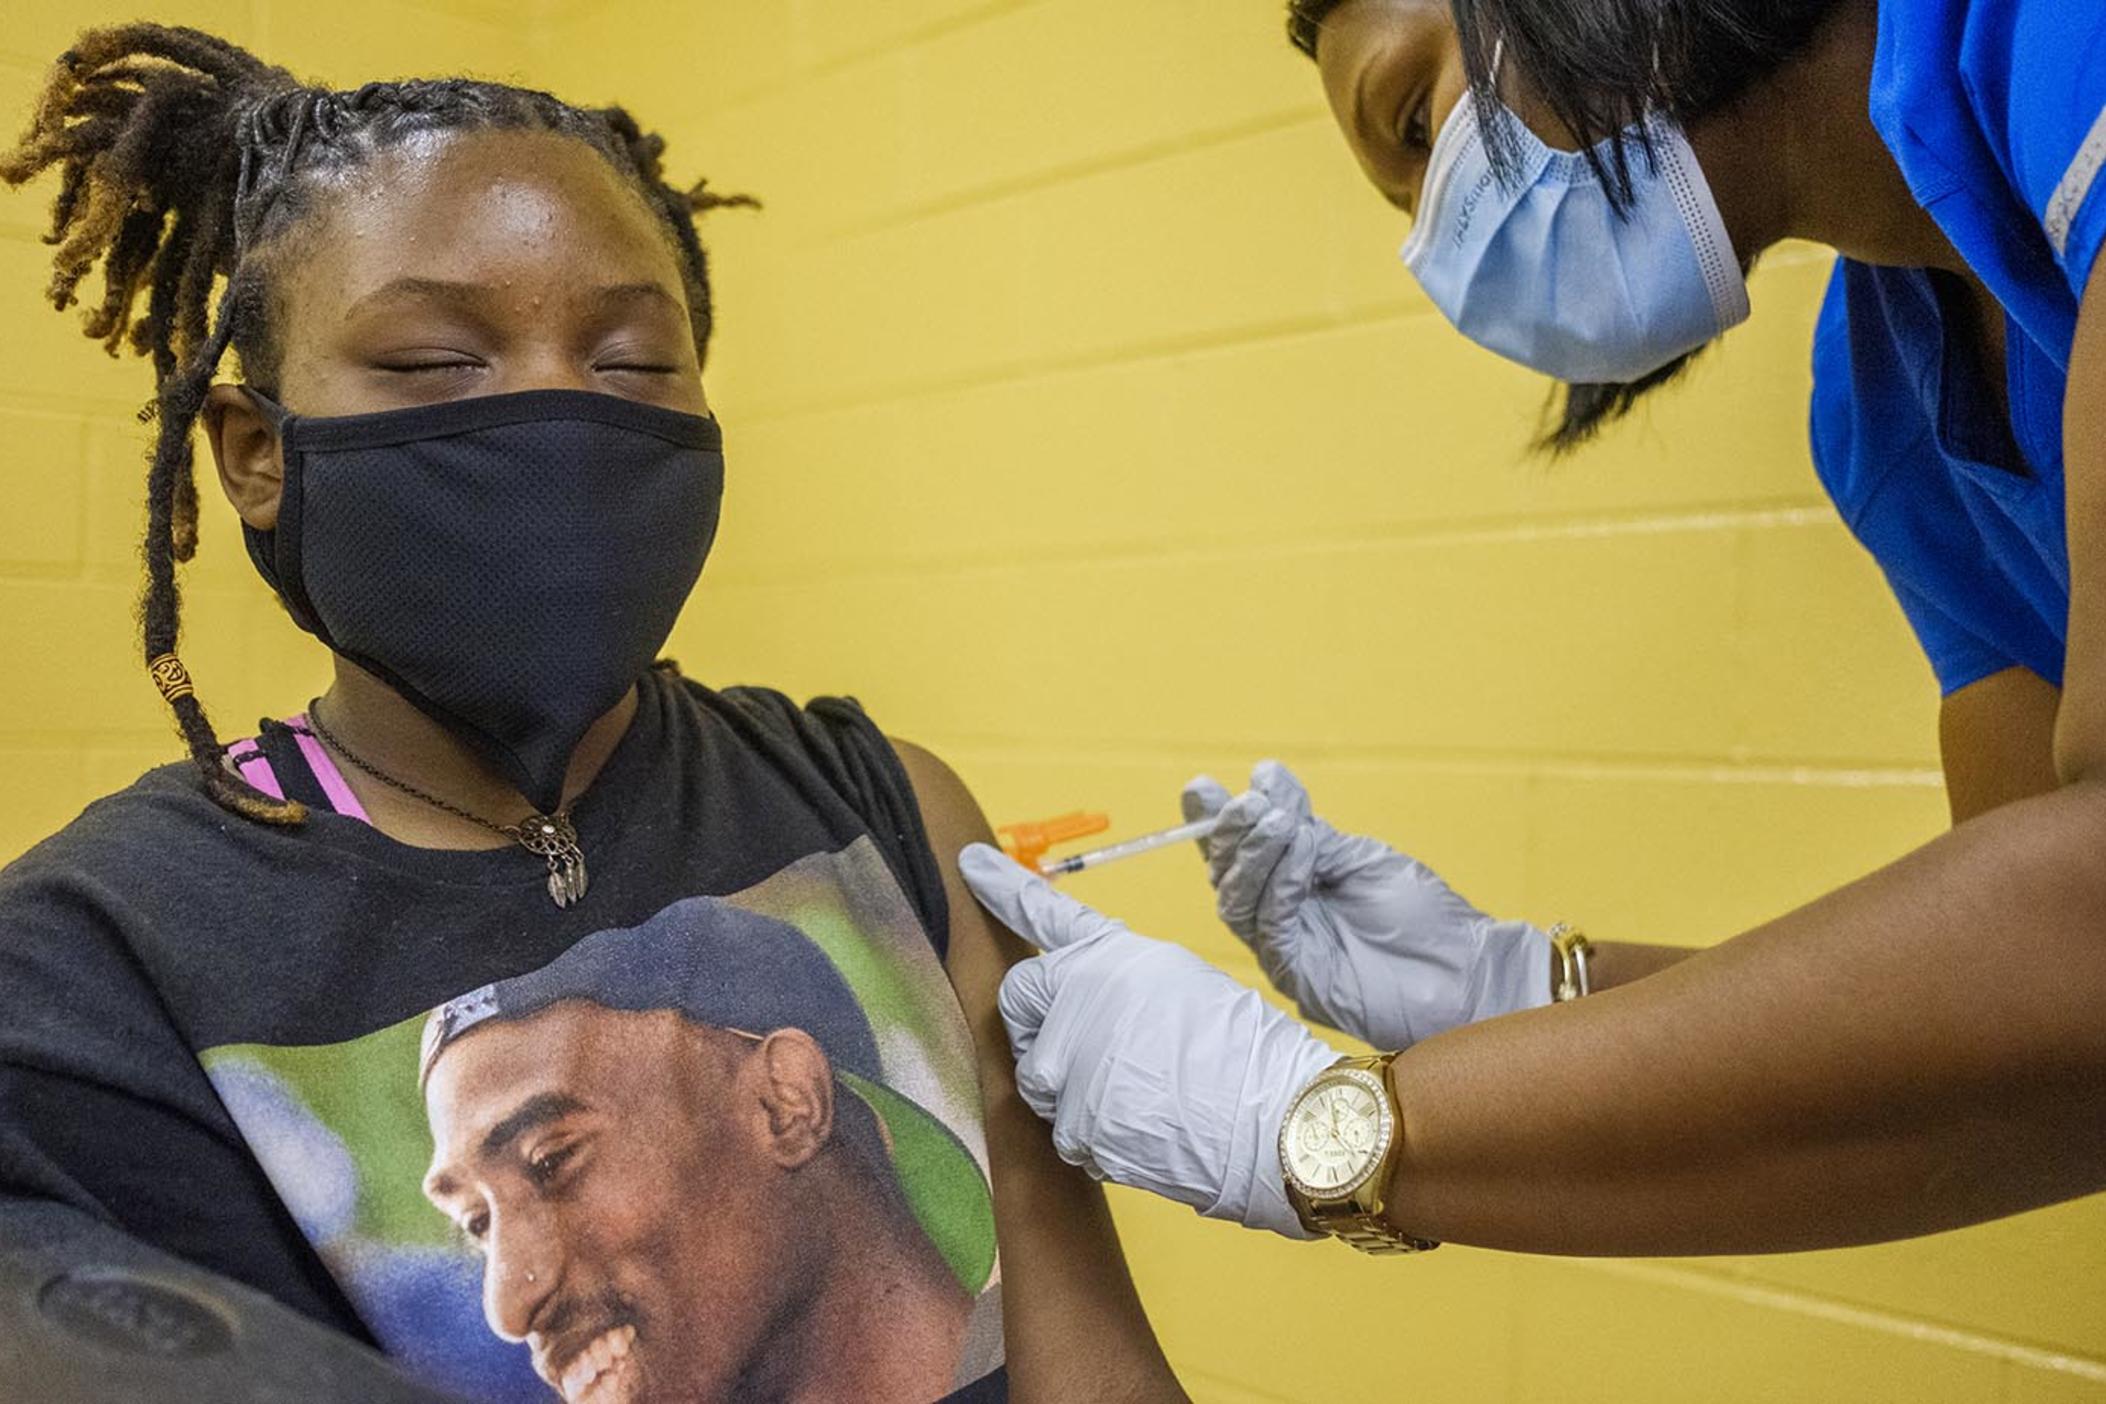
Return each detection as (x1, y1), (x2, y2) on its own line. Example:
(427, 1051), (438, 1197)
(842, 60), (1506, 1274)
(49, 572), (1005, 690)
(287, 714), (370, 824)
(222, 716), (372, 825)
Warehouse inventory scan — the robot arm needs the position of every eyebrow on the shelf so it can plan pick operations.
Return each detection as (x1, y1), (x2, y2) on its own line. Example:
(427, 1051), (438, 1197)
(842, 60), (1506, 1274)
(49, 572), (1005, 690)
(481, 1091), (589, 1159)
(341, 276), (684, 322)
(423, 1089), (589, 1200)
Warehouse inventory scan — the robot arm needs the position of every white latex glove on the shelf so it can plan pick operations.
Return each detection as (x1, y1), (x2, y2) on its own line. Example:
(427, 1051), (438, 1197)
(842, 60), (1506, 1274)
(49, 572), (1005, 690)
(959, 843), (1341, 1239)
(1182, 761), (1550, 1050)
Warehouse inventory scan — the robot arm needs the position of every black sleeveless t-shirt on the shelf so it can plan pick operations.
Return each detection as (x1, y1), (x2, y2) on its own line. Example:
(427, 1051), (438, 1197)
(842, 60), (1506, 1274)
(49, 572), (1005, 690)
(0, 668), (1006, 1401)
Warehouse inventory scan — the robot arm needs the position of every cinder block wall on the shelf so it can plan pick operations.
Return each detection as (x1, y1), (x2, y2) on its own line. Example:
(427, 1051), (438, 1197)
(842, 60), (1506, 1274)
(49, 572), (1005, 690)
(4, 3), (2102, 1399)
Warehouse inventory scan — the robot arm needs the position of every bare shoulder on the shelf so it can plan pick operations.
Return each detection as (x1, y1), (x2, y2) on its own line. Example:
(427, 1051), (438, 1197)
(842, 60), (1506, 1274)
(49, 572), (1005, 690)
(887, 738), (1033, 974)
(889, 738), (991, 850)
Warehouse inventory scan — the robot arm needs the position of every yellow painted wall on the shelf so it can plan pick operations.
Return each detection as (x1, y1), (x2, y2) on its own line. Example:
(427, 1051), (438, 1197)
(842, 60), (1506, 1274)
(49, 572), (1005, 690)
(4, 2), (2103, 1400)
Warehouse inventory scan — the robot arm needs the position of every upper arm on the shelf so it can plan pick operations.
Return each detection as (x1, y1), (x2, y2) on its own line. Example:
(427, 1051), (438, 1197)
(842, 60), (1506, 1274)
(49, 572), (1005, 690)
(1940, 666), (2063, 823)
(2053, 258), (2106, 783)
(887, 741), (1037, 1045)
(889, 740), (1183, 1403)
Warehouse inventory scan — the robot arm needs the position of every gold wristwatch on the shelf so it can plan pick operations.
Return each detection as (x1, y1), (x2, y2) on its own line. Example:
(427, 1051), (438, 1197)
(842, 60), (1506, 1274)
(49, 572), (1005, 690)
(1278, 1054), (1439, 1254)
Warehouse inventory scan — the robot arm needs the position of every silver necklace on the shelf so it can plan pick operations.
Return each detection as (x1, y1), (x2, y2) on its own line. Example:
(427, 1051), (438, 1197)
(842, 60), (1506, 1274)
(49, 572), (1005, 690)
(300, 704), (589, 909)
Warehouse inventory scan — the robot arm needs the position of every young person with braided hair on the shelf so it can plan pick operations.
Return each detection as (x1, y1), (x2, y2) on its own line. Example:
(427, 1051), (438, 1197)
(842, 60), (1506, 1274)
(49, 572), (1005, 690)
(0, 24), (1179, 1403)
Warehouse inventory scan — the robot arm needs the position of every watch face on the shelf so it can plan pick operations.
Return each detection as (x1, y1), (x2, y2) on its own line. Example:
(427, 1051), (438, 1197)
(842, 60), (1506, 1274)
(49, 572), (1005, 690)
(1280, 1067), (1393, 1200)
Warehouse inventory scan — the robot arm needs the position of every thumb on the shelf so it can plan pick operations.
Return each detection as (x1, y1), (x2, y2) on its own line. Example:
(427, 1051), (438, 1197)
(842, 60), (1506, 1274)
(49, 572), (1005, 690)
(960, 842), (1121, 951)
(1182, 774), (1233, 825)
(996, 957), (1058, 1099)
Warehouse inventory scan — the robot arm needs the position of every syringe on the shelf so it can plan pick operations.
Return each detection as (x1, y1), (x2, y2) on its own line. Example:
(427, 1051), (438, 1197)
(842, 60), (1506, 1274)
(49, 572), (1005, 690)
(1038, 815), (1220, 877)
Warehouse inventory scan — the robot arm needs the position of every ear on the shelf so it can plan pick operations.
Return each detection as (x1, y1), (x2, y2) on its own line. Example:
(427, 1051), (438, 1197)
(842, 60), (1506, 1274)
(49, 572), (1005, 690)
(202, 382), (284, 530)
(751, 1029), (835, 1170)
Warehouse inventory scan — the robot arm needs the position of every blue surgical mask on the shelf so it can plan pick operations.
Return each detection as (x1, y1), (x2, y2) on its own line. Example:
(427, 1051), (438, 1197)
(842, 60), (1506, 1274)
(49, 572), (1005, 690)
(1399, 96), (1748, 384)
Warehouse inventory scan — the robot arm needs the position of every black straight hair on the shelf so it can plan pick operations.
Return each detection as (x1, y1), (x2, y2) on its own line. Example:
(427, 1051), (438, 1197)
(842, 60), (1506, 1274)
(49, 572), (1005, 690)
(1286, 0), (1839, 452)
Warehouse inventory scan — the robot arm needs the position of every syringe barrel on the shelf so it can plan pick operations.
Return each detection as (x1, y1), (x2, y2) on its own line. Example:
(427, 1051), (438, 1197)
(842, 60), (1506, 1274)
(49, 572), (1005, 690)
(1049, 815), (1221, 875)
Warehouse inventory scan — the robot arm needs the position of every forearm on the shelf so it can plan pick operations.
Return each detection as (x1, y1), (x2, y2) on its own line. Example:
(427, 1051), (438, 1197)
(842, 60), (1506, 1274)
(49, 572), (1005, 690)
(1385, 780), (2106, 1255)
(1574, 940), (1694, 992)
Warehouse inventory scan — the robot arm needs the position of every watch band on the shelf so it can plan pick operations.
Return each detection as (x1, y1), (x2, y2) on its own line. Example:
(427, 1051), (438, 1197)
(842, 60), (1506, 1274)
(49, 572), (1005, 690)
(1331, 1218), (1442, 1255)
(1285, 1054), (1441, 1255)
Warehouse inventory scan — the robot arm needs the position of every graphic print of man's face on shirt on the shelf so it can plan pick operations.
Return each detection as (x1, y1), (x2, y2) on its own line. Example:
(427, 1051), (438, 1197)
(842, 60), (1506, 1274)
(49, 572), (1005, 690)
(414, 898), (979, 1404)
(425, 1004), (847, 1403)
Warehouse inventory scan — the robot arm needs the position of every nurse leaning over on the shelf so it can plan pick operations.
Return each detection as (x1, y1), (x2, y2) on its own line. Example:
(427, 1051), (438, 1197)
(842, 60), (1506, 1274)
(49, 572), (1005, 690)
(962, 0), (2106, 1257)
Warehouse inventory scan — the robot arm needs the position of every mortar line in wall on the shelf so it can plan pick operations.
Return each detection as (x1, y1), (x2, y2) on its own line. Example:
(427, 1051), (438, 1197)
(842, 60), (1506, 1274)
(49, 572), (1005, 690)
(930, 740), (1945, 789)
(0, 386), (155, 419)
(0, 392), (147, 421)
(0, 729), (187, 749)
(417, 0), (581, 29)
(794, 0), (1046, 87)
(556, 0), (1045, 117)
(523, 0), (598, 26)
(726, 303), (1437, 425)
(1562, 1258), (2106, 1383)
(0, 560), (91, 582)
(1169, 1366), (1304, 1404)
(697, 500), (1842, 591)
(817, 105), (1326, 242)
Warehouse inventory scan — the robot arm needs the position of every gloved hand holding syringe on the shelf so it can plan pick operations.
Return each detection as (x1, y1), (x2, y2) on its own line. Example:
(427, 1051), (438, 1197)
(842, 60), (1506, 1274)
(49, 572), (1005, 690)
(995, 761), (1552, 1051)
(969, 760), (1556, 1241)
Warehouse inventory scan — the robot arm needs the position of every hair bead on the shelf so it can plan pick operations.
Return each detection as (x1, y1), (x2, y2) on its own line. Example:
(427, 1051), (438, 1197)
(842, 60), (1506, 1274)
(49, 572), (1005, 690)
(146, 652), (195, 703)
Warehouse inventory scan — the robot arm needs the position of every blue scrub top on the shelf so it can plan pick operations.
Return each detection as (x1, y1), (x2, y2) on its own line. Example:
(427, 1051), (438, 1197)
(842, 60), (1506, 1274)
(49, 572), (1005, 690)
(1808, 0), (2106, 694)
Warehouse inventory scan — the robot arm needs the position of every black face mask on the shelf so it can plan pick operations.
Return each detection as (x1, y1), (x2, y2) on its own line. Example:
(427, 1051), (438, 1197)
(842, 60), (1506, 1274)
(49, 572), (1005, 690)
(240, 387), (725, 814)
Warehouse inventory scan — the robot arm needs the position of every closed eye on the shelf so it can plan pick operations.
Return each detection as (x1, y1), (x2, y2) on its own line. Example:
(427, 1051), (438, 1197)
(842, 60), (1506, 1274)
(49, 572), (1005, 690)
(1399, 96), (1432, 153)
(377, 358), (484, 374)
